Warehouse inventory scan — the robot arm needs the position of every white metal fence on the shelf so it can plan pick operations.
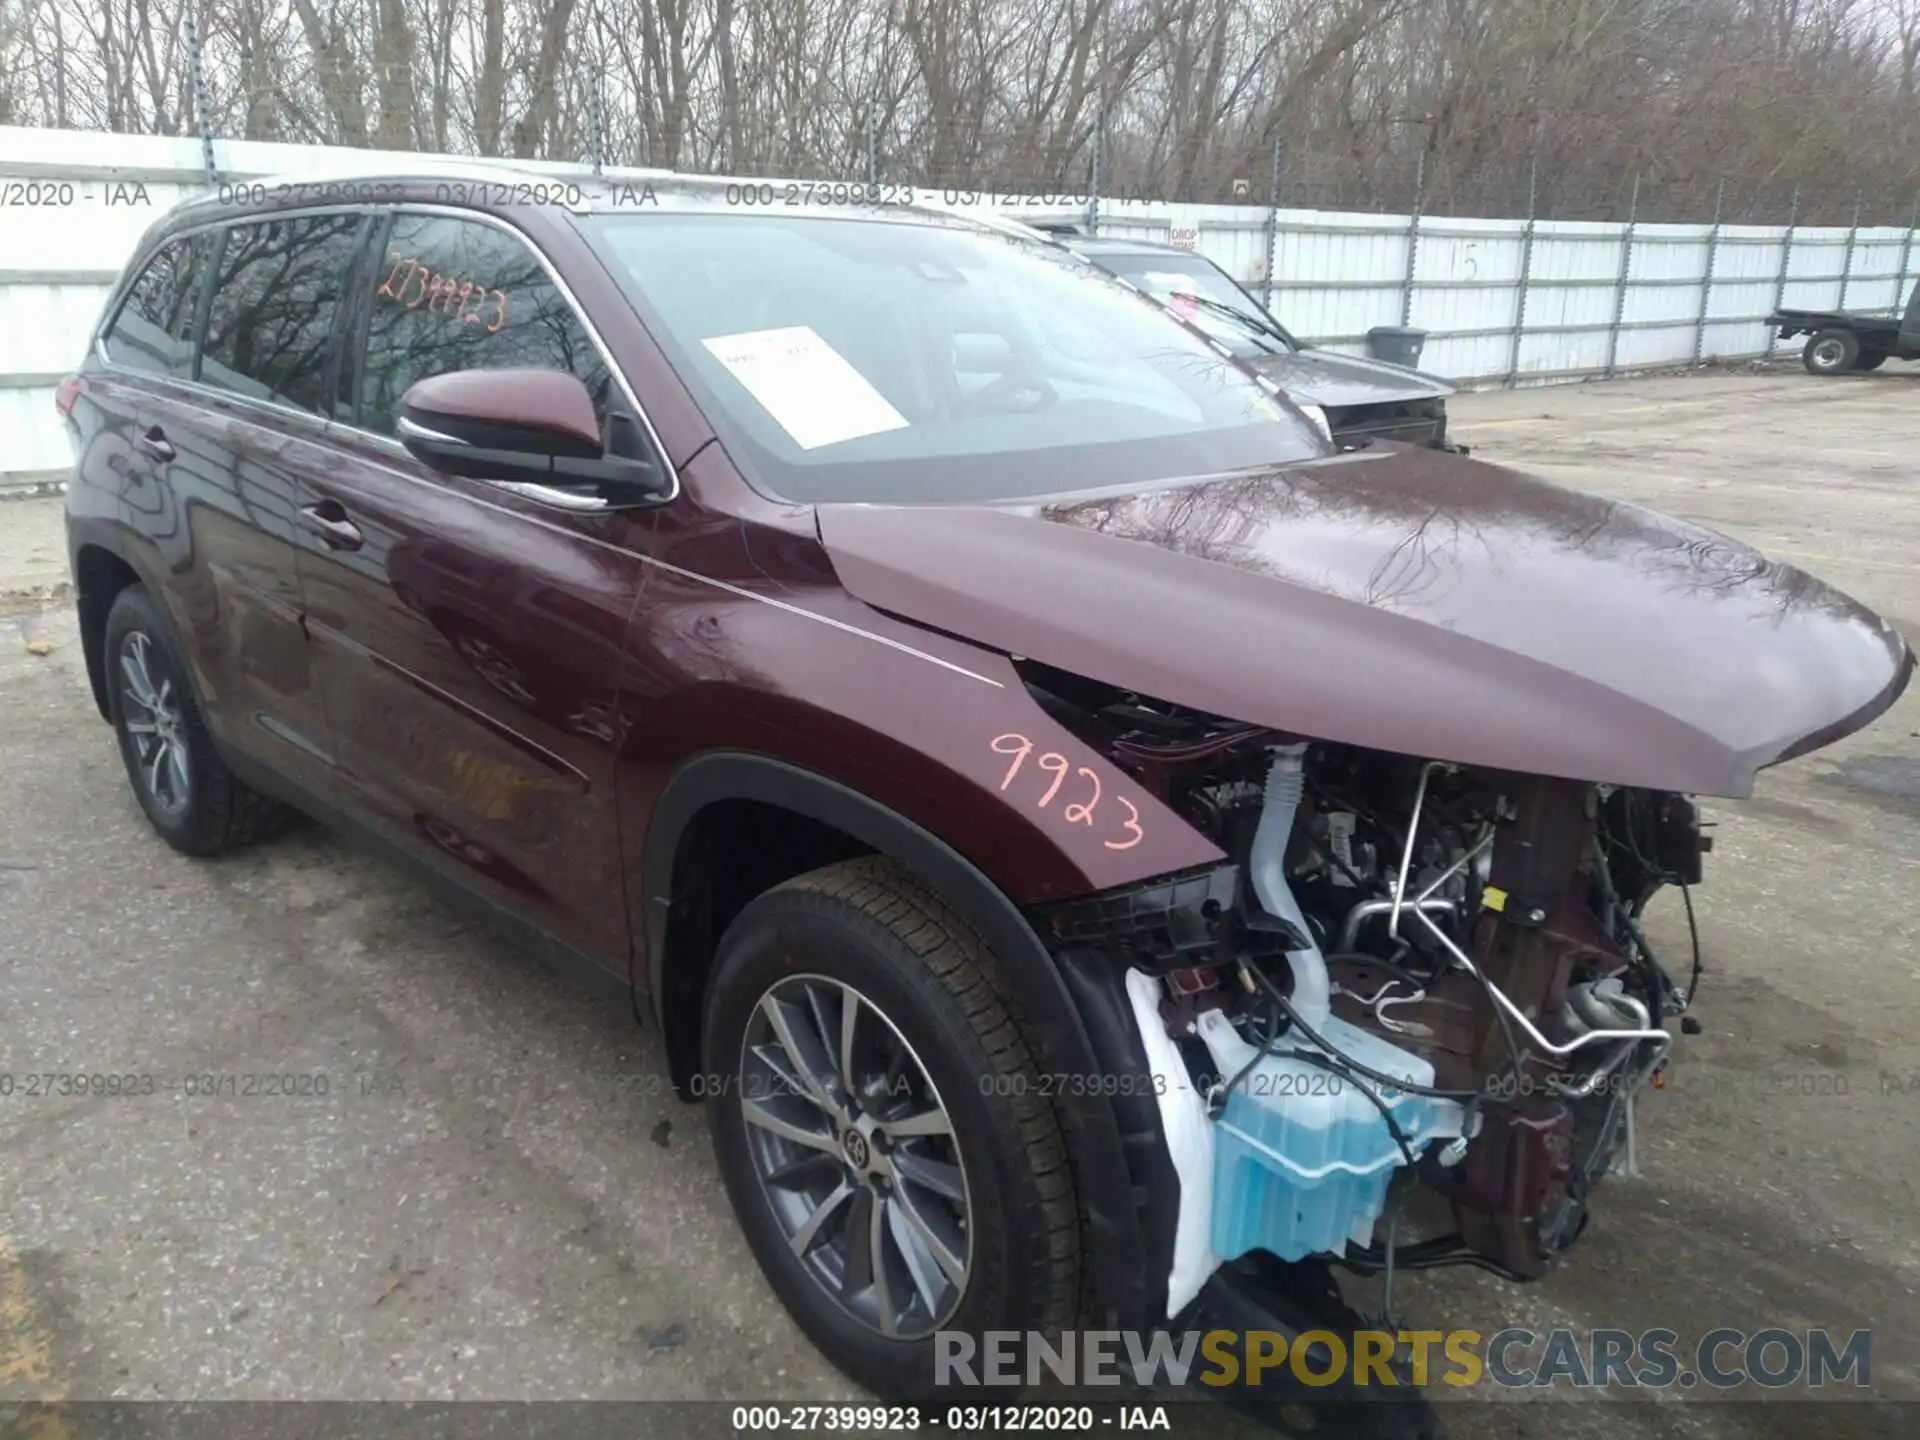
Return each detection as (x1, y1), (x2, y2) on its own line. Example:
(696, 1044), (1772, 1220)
(3, 124), (1915, 494)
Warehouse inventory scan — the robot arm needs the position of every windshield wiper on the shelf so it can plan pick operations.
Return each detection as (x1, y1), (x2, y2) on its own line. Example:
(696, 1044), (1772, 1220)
(1172, 293), (1295, 353)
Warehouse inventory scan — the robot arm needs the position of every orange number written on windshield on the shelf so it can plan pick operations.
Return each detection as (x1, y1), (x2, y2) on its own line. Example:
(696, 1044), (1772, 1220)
(377, 255), (510, 332)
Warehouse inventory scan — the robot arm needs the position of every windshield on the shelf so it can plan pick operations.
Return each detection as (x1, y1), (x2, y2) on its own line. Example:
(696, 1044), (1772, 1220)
(1090, 251), (1298, 356)
(582, 213), (1329, 504)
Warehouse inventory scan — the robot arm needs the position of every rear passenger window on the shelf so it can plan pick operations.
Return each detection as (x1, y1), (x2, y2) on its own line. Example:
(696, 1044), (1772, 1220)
(200, 214), (364, 415)
(104, 236), (209, 378)
(356, 214), (612, 438)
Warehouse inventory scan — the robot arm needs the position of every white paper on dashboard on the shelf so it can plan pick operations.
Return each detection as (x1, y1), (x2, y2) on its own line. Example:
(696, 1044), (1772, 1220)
(701, 326), (910, 450)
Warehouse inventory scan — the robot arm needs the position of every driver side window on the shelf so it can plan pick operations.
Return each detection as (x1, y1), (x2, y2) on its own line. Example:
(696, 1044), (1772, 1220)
(356, 213), (612, 438)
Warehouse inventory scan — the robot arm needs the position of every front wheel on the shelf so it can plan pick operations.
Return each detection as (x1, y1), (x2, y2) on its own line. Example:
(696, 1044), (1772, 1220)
(704, 857), (1080, 1400)
(1802, 328), (1859, 375)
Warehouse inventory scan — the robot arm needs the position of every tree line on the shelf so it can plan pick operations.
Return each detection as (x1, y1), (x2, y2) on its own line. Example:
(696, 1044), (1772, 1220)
(2, 0), (1917, 221)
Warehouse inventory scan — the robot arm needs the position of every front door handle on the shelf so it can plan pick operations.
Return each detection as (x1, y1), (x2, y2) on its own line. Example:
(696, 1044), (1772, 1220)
(297, 502), (364, 552)
(134, 427), (175, 463)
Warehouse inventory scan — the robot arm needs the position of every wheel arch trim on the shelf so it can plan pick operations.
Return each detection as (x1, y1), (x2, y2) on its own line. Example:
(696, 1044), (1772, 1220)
(642, 751), (1084, 1045)
(639, 749), (1160, 1327)
(69, 523), (174, 723)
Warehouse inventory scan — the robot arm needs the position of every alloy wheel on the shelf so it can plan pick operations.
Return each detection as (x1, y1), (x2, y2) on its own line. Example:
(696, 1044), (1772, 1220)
(119, 630), (190, 816)
(738, 974), (972, 1339)
(1811, 338), (1847, 370)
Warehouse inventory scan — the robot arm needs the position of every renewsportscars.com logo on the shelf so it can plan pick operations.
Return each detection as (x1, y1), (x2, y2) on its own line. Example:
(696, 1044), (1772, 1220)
(934, 1327), (1872, 1391)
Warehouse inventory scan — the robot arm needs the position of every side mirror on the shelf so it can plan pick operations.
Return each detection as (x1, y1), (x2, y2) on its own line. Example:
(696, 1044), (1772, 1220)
(396, 368), (671, 510)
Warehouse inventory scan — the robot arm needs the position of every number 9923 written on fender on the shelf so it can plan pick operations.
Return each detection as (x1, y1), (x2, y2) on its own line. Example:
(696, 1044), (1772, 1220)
(990, 733), (1143, 850)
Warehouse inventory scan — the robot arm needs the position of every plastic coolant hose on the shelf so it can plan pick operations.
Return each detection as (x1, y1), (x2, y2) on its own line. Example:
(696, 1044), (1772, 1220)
(1247, 744), (1331, 1028)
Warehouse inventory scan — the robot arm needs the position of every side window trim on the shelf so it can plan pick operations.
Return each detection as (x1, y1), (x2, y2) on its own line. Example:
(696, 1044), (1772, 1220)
(93, 205), (387, 428)
(356, 204), (675, 498)
(311, 210), (377, 422)
(195, 209), (366, 418)
(95, 258), (148, 355)
(93, 201), (680, 507)
(188, 226), (226, 383)
(95, 239), (172, 355)
(334, 210), (392, 426)
(97, 233), (211, 377)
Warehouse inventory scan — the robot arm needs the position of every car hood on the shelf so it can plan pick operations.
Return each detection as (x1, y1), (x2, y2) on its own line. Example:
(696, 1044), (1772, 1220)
(1244, 348), (1456, 408)
(817, 445), (1911, 796)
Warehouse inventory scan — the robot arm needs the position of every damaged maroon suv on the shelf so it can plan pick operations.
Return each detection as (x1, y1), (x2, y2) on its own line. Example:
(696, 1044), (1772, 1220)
(62, 167), (1912, 1428)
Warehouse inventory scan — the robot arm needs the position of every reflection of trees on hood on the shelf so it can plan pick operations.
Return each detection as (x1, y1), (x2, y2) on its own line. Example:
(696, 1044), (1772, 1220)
(1043, 452), (1865, 626)
(1363, 503), (1499, 610)
(1059, 473), (1287, 564)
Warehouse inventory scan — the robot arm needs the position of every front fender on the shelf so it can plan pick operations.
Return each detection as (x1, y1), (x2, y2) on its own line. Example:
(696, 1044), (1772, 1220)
(621, 590), (1225, 909)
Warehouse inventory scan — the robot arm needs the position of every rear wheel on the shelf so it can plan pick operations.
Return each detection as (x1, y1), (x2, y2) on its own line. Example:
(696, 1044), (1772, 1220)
(704, 857), (1079, 1400)
(1802, 329), (1859, 375)
(1853, 350), (1887, 372)
(104, 585), (291, 855)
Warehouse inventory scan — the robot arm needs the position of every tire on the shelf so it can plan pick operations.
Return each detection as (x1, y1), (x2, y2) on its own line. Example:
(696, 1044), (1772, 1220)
(1802, 329), (1859, 375)
(1853, 351), (1887, 372)
(704, 856), (1080, 1401)
(104, 584), (292, 856)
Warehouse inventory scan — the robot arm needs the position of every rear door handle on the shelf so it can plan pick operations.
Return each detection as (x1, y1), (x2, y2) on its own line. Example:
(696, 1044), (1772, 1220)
(134, 427), (175, 463)
(297, 502), (364, 552)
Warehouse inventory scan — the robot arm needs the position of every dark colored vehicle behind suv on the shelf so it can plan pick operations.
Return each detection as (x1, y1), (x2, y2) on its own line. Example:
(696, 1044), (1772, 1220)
(62, 165), (1911, 1426)
(1056, 232), (1461, 450)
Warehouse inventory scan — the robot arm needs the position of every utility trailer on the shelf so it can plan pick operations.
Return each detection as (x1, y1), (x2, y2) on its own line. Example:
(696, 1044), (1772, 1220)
(1768, 281), (1920, 375)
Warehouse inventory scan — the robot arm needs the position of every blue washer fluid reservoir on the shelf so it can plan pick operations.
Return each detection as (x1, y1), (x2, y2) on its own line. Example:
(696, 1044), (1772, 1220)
(1196, 1007), (1466, 1263)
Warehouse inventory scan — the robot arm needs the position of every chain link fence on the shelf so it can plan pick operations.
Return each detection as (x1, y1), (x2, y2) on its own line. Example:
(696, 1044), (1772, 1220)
(3, 74), (1918, 493)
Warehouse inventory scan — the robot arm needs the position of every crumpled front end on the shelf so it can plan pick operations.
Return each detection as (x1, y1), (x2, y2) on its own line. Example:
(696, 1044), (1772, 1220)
(1021, 671), (1722, 1316)
(1321, 396), (1454, 451)
(821, 440), (1911, 1355)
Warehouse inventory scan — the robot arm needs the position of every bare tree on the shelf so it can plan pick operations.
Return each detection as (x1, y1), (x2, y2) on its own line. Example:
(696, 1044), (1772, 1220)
(1, 0), (1914, 218)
